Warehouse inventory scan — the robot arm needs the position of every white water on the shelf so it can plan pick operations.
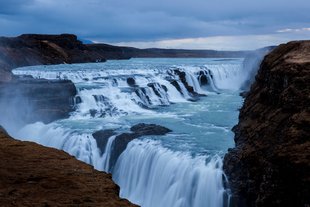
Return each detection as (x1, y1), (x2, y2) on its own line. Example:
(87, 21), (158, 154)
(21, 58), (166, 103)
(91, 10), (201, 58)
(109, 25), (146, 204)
(114, 139), (226, 207)
(11, 58), (246, 207)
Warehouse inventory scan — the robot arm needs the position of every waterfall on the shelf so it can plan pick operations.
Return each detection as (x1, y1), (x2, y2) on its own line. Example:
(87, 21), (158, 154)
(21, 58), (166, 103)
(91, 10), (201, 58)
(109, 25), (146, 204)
(206, 64), (246, 90)
(12, 122), (117, 172)
(99, 135), (117, 172)
(13, 63), (246, 119)
(11, 59), (245, 207)
(114, 139), (228, 207)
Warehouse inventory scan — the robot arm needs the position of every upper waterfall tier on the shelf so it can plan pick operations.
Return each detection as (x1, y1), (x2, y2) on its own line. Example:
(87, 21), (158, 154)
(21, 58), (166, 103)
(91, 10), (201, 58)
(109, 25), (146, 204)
(13, 58), (246, 118)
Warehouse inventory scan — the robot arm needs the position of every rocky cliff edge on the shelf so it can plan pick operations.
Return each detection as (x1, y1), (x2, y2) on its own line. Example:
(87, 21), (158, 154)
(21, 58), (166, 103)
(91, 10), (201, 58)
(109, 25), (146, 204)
(224, 41), (310, 207)
(0, 127), (137, 207)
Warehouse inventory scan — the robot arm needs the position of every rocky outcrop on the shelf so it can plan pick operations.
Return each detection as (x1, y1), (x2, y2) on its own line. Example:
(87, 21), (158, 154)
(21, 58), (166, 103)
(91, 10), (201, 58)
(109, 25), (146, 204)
(0, 34), (107, 70)
(0, 76), (77, 125)
(0, 127), (137, 207)
(92, 123), (172, 170)
(92, 129), (117, 155)
(223, 41), (310, 207)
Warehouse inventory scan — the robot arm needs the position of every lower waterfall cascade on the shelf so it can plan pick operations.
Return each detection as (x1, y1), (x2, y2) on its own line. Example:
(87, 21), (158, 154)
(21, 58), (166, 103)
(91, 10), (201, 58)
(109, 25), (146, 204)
(9, 58), (246, 207)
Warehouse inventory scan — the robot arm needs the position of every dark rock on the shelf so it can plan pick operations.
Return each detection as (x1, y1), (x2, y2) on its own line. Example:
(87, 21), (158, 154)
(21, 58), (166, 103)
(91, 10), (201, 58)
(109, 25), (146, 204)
(0, 77), (77, 124)
(109, 123), (171, 170)
(75, 96), (82, 104)
(168, 69), (200, 99)
(223, 41), (310, 207)
(170, 80), (182, 94)
(131, 123), (172, 135)
(161, 85), (168, 92)
(174, 69), (198, 96)
(198, 71), (208, 85)
(147, 83), (162, 97)
(134, 87), (152, 108)
(92, 129), (116, 155)
(89, 109), (98, 117)
(127, 77), (136, 87)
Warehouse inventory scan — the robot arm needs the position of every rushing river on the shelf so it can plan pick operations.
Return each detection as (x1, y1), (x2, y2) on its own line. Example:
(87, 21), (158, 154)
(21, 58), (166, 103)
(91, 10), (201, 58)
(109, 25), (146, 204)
(12, 58), (245, 207)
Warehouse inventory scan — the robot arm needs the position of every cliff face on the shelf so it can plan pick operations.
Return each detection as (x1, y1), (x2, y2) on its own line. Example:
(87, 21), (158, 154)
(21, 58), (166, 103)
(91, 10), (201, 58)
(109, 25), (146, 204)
(0, 34), (107, 70)
(0, 76), (77, 125)
(0, 127), (136, 207)
(224, 41), (310, 207)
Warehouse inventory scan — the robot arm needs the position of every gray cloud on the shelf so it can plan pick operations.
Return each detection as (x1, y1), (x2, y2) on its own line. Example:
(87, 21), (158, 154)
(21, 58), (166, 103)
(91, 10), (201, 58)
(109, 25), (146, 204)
(0, 0), (35, 14)
(0, 0), (309, 47)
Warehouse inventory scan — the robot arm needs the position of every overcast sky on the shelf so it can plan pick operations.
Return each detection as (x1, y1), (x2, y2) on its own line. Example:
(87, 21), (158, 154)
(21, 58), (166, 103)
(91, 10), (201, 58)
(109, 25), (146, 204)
(0, 0), (309, 50)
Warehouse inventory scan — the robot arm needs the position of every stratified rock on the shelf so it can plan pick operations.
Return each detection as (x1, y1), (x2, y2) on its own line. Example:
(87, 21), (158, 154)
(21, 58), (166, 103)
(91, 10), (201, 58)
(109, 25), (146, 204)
(109, 123), (171, 170)
(0, 76), (77, 124)
(0, 127), (137, 207)
(223, 41), (310, 207)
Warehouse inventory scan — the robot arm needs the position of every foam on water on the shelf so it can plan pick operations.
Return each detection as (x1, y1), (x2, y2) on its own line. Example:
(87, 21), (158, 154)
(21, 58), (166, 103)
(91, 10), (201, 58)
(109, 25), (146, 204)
(114, 139), (227, 207)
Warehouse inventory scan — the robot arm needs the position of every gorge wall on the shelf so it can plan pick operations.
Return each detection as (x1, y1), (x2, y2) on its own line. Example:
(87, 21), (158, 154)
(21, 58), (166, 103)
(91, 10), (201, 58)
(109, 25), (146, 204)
(224, 41), (310, 206)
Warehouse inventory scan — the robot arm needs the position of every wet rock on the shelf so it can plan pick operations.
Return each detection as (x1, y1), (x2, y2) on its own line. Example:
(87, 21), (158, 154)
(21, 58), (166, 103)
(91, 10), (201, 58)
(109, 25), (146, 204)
(89, 109), (98, 117)
(127, 77), (136, 87)
(92, 129), (116, 155)
(168, 69), (200, 99)
(173, 69), (198, 96)
(0, 77), (77, 124)
(0, 127), (137, 207)
(170, 80), (182, 94)
(109, 123), (172, 170)
(131, 123), (172, 135)
(223, 41), (310, 207)
(147, 83), (162, 97)
(198, 71), (208, 85)
(134, 87), (152, 108)
(161, 84), (168, 92)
